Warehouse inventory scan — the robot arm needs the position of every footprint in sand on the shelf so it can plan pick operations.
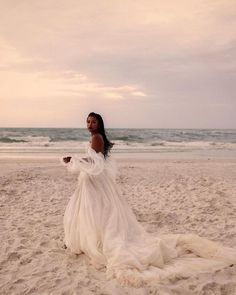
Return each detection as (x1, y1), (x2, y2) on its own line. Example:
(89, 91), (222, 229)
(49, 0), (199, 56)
(20, 257), (32, 265)
(8, 252), (21, 261)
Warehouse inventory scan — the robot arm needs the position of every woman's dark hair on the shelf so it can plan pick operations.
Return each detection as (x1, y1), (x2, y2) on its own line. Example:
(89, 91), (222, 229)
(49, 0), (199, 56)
(87, 112), (114, 157)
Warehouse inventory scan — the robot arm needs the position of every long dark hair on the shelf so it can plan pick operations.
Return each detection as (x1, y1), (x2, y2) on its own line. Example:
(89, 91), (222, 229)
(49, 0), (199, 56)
(87, 112), (113, 158)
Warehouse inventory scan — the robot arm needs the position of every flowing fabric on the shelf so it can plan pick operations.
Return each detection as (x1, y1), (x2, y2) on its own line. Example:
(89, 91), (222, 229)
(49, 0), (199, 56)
(62, 147), (236, 287)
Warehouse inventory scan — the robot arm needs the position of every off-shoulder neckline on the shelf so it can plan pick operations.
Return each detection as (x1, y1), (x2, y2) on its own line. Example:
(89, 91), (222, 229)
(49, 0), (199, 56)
(88, 146), (105, 158)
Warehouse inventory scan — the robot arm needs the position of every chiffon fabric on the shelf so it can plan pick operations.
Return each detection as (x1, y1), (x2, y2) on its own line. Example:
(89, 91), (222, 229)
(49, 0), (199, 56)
(62, 146), (236, 286)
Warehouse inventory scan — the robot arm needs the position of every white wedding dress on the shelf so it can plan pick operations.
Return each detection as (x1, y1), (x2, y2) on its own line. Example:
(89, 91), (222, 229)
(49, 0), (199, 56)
(62, 146), (236, 286)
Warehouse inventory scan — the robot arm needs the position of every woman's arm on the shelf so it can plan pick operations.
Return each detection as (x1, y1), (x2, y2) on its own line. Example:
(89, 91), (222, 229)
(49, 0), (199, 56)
(63, 134), (104, 165)
(61, 144), (105, 175)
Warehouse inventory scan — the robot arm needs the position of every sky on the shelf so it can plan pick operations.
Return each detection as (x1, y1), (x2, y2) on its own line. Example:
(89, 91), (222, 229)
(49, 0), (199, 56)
(0, 0), (235, 128)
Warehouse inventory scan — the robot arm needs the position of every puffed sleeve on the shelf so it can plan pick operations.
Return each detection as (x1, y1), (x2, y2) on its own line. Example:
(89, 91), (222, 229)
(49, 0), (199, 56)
(61, 147), (105, 175)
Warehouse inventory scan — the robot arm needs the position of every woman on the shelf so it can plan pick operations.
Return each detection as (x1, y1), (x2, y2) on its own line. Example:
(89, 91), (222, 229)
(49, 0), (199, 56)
(62, 112), (236, 287)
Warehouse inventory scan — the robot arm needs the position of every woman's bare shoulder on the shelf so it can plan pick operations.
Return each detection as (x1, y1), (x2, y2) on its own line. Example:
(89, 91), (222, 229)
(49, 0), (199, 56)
(92, 133), (104, 143)
(92, 133), (103, 140)
(91, 133), (104, 153)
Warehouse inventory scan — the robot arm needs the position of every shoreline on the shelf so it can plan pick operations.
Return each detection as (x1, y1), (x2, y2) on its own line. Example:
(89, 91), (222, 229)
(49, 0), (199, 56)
(1, 148), (236, 160)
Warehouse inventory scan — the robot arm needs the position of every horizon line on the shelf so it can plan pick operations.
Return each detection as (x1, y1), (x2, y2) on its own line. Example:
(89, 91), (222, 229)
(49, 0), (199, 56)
(0, 127), (236, 130)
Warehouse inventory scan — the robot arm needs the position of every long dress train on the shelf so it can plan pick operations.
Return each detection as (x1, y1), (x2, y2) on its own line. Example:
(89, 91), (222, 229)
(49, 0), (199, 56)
(62, 146), (236, 287)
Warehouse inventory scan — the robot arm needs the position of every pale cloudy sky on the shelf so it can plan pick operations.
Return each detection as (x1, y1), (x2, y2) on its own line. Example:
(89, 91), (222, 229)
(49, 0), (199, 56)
(0, 0), (235, 128)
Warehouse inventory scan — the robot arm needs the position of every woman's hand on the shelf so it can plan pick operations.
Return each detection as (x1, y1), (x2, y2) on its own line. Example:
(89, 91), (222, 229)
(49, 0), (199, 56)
(63, 156), (72, 163)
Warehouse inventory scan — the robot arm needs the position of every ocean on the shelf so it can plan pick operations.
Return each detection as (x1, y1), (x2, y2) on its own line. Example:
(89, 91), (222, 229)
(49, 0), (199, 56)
(0, 128), (236, 158)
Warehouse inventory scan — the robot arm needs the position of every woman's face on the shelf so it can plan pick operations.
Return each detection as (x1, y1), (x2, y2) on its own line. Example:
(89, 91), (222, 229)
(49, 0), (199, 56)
(87, 116), (99, 133)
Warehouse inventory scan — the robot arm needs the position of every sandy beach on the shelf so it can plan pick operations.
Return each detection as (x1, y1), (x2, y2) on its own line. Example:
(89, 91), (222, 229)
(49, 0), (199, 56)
(0, 155), (236, 295)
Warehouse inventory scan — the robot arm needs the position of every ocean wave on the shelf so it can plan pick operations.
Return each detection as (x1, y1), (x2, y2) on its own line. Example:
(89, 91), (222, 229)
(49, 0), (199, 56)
(0, 128), (236, 151)
(0, 137), (27, 143)
(49, 136), (84, 142)
(111, 135), (144, 142)
(150, 142), (165, 146)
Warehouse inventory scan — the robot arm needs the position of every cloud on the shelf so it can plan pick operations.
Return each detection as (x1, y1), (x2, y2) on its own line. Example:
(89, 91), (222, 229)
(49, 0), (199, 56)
(0, 38), (147, 102)
(0, 0), (235, 127)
